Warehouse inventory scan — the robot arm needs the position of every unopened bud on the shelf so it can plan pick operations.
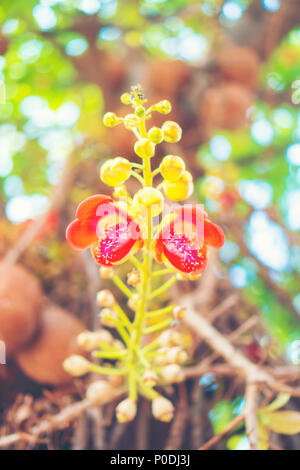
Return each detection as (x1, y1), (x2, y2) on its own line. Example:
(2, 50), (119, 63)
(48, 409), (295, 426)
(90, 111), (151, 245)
(97, 290), (115, 307)
(148, 126), (163, 144)
(77, 329), (113, 351)
(103, 112), (122, 127)
(134, 138), (155, 159)
(173, 306), (186, 320)
(108, 374), (124, 387)
(100, 157), (131, 187)
(113, 185), (128, 199)
(160, 155), (185, 182)
(99, 308), (118, 327)
(166, 347), (188, 364)
(152, 396), (174, 422)
(162, 121), (182, 143)
(63, 355), (91, 376)
(86, 380), (114, 406)
(153, 100), (171, 114)
(158, 330), (182, 348)
(116, 398), (137, 423)
(120, 92), (132, 105)
(100, 266), (114, 279)
(127, 270), (141, 287)
(133, 187), (164, 217)
(124, 113), (139, 130)
(135, 105), (145, 117)
(142, 369), (158, 388)
(163, 171), (193, 202)
(160, 364), (184, 383)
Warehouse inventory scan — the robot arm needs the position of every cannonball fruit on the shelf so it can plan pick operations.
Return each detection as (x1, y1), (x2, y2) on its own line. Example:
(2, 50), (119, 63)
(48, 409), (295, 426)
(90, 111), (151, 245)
(16, 305), (85, 386)
(0, 262), (43, 356)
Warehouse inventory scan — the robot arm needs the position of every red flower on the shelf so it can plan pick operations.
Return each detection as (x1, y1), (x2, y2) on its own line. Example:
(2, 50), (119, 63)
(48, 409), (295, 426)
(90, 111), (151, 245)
(66, 195), (143, 266)
(154, 206), (225, 276)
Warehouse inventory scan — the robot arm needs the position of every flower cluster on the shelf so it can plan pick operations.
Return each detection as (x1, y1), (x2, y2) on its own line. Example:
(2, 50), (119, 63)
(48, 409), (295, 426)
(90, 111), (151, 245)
(64, 86), (225, 423)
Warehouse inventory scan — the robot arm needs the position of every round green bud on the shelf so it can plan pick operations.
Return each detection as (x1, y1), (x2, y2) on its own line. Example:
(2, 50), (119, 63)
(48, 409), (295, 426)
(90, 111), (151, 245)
(148, 127), (163, 144)
(135, 106), (145, 117)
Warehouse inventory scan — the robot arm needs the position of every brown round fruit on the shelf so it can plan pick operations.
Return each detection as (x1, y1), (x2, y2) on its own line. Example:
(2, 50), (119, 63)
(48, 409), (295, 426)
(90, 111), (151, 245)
(0, 262), (43, 356)
(146, 60), (192, 96)
(200, 83), (254, 135)
(16, 305), (86, 386)
(217, 45), (260, 90)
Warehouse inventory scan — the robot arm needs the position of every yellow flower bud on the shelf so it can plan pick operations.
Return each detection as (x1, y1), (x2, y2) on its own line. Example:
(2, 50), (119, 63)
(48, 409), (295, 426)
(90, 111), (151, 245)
(134, 138), (155, 159)
(153, 100), (172, 114)
(142, 369), (158, 388)
(63, 355), (91, 376)
(133, 187), (164, 217)
(127, 269), (141, 287)
(160, 364), (184, 383)
(97, 290), (115, 307)
(166, 347), (188, 364)
(99, 308), (117, 328)
(160, 155), (185, 182)
(173, 306), (186, 320)
(124, 113), (139, 130)
(163, 171), (193, 201)
(100, 266), (114, 279)
(103, 112), (122, 127)
(116, 398), (137, 423)
(120, 92), (132, 105)
(100, 157), (131, 187)
(148, 126), (163, 144)
(86, 380), (114, 406)
(77, 330), (113, 351)
(162, 121), (182, 143)
(152, 396), (174, 422)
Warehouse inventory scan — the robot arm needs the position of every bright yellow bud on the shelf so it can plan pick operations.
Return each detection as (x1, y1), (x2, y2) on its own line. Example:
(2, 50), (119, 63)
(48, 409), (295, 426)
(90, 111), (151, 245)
(133, 187), (164, 217)
(103, 112), (122, 127)
(100, 157), (131, 186)
(148, 126), (163, 144)
(120, 92), (132, 105)
(153, 100), (172, 114)
(134, 138), (155, 158)
(135, 105), (145, 117)
(163, 171), (193, 201)
(162, 121), (182, 143)
(160, 155), (185, 182)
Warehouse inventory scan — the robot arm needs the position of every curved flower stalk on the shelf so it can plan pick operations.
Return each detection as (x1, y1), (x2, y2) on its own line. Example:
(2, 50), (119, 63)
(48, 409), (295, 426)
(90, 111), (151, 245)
(64, 86), (225, 423)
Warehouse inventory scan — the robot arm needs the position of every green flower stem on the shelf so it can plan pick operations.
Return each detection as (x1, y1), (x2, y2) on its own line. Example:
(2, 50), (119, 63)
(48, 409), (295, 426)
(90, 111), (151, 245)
(136, 375), (158, 400)
(146, 305), (174, 318)
(149, 276), (177, 299)
(104, 316), (131, 345)
(114, 303), (133, 330)
(131, 170), (145, 185)
(90, 364), (127, 376)
(143, 318), (173, 335)
(141, 338), (160, 354)
(112, 274), (133, 299)
(151, 268), (174, 278)
(130, 256), (142, 270)
(92, 350), (127, 360)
